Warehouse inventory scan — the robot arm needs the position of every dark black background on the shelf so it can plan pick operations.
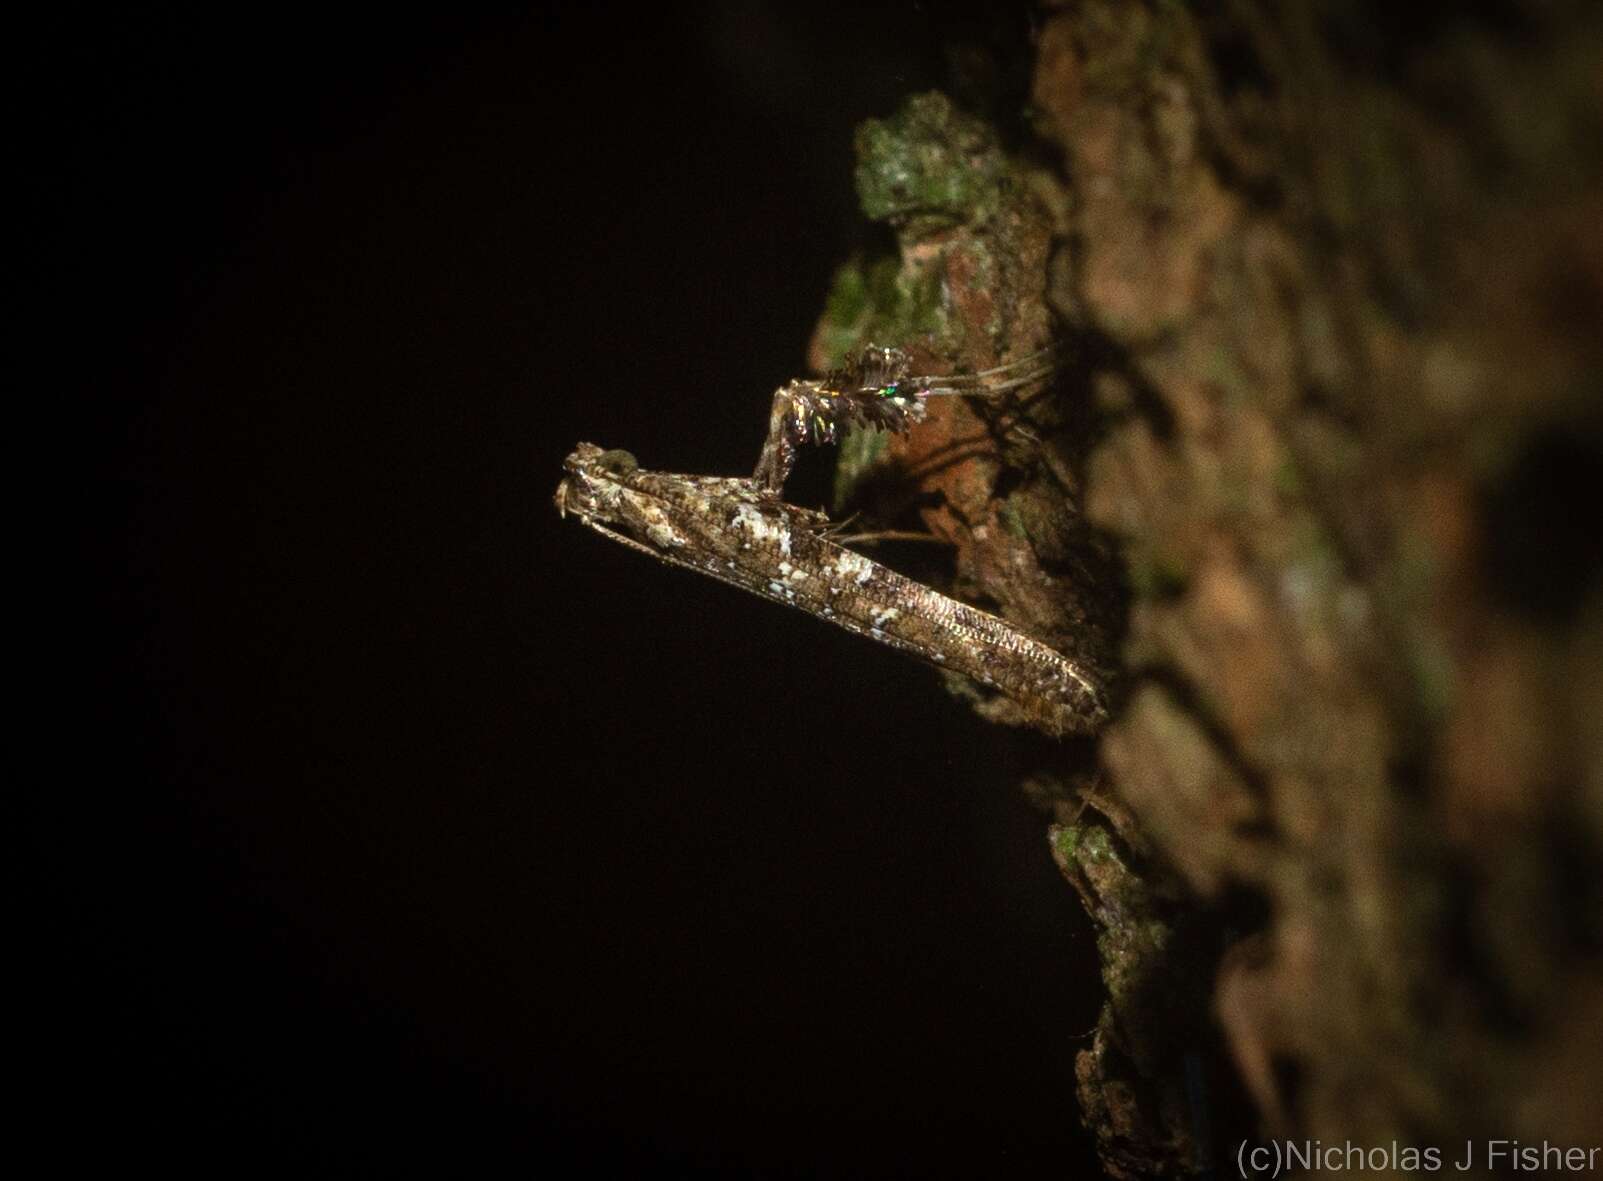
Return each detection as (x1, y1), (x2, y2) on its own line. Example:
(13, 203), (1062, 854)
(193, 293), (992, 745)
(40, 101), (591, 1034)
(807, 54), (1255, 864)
(45, 4), (1102, 1173)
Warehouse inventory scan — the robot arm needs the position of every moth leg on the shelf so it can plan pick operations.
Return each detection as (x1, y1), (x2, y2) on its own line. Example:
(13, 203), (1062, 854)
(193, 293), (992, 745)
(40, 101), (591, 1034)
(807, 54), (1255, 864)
(753, 380), (835, 493)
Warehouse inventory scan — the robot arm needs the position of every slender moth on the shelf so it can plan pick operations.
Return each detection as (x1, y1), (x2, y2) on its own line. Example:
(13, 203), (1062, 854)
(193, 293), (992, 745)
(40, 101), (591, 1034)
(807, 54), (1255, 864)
(556, 414), (1109, 735)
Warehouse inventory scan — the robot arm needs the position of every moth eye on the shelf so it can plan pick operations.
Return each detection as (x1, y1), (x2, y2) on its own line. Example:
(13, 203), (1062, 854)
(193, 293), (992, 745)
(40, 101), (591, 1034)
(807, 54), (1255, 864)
(596, 449), (639, 476)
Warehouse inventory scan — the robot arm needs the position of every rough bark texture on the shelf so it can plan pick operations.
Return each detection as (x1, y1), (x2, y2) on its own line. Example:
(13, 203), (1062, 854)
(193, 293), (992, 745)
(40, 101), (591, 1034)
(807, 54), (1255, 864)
(818, 3), (1603, 1175)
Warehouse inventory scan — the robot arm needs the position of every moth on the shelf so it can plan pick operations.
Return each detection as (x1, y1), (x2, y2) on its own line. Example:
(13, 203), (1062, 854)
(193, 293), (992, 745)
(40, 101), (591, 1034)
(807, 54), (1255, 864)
(556, 341), (1108, 736)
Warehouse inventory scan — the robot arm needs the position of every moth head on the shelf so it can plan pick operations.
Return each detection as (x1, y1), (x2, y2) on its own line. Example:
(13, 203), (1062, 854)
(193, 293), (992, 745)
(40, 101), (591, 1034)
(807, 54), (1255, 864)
(555, 443), (640, 521)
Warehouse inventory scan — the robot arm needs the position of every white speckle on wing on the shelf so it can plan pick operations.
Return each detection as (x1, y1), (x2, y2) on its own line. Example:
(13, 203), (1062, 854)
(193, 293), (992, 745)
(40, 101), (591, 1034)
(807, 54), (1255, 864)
(871, 606), (899, 627)
(732, 503), (792, 556)
(634, 499), (686, 551)
(645, 520), (684, 548)
(834, 550), (874, 586)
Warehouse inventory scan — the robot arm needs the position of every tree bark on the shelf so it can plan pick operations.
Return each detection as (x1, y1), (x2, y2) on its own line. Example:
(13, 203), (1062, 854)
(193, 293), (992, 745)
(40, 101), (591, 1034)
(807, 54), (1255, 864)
(822, 2), (1603, 1174)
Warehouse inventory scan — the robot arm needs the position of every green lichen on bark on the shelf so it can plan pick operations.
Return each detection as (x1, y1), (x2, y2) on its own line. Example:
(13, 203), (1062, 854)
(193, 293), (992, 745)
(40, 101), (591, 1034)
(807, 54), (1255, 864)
(853, 91), (1008, 230)
(812, 90), (1122, 717)
(1049, 793), (1218, 1180)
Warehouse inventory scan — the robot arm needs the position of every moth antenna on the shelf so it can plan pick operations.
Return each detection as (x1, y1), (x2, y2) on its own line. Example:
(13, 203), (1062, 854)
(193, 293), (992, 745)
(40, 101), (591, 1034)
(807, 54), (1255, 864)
(823, 509), (858, 534)
(832, 530), (952, 546)
(967, 342), (1064, 378)
(906, 341), (1067, 388)
(918, 362), (1059, 398)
